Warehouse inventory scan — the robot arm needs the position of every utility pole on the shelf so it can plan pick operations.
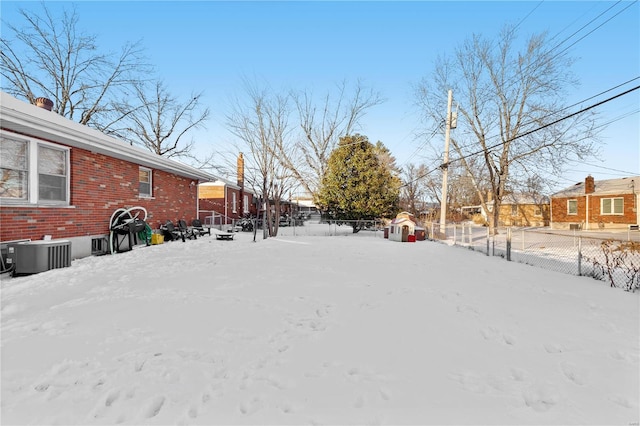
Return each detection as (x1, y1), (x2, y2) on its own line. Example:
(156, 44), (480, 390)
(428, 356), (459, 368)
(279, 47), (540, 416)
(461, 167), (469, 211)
(439, 90), (453, 231)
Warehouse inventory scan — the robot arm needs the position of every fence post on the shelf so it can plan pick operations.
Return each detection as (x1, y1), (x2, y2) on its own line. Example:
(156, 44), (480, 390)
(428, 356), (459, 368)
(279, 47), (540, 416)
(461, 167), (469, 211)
(486, 227), (490, 256)
(578, 236), (582, 276)
(453, 224), (457, 245)
(506, 228), (512, 261)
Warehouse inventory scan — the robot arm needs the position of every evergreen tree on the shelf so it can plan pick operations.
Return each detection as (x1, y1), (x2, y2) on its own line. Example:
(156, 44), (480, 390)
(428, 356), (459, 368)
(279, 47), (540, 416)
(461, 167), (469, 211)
(316, 134), (400, 232)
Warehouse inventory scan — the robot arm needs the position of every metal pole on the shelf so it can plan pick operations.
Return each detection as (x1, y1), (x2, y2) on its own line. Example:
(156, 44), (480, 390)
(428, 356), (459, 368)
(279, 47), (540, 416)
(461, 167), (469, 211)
(439, 89), (453, 230)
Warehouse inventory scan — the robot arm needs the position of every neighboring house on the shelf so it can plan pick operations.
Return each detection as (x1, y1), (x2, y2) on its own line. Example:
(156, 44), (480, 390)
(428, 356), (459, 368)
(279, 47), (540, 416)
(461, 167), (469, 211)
(550, 175), (640, 230)
(498, 193), (550, 227)
(198, 154), (256, 226)
(198, 179), (256, 225)
(461, 193), (550, 227)
(0, 92), (216, 259)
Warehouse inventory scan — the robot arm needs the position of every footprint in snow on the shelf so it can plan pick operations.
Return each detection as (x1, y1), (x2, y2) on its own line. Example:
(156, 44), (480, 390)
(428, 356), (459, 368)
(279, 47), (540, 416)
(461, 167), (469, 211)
(105, 389), (120, 407)
(142, 395), (166, 418)
(239, 396), (262, 415)
(543, 343), (564, 354)
(522, 383), (561, 412)
(456, 304), (480, 315)
(560, 361), (588, 386)
(479, 327), (515, 345)
(609, 394), (636, 408)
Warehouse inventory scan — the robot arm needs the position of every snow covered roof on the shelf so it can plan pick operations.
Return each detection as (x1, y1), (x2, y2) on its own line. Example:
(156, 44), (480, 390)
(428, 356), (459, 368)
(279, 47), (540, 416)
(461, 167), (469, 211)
(501, 193), (550, 205)
(390, 217), (414, 226)
(552, 176), (640, 197)
(1, 92), (218, 182)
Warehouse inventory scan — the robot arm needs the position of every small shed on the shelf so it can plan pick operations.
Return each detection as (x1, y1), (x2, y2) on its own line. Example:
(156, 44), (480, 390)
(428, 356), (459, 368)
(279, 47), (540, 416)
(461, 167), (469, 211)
(388, 215), (416, 242)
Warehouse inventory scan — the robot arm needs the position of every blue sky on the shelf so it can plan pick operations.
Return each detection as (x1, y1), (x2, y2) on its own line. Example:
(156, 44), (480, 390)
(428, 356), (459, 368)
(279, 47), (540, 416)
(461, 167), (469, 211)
(2, 1), (638, 191)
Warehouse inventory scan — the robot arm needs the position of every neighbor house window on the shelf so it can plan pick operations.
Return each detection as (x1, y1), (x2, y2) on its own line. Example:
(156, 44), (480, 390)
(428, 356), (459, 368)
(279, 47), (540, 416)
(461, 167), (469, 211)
(601, 197), (623, 215)
(567, 200), (577, 215)
(139, 167), (152, 197)
(534, 206), (542, 216)
(243, 194), (249, 214)
(511, 205), (518, 216)
(232, 192), (237, 213)
(0, 134), (69, 205)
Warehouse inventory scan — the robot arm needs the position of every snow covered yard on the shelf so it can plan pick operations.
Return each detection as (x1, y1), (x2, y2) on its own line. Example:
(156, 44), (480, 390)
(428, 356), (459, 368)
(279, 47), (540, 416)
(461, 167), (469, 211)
(1, 229), (638, 425)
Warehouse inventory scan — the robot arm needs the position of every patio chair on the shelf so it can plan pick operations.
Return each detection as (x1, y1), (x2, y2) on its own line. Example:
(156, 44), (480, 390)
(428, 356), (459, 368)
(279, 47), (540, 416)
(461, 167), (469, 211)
(160, 220), (185, 242)
(177, 219), (198, 240)
(191, 219), (211, 237)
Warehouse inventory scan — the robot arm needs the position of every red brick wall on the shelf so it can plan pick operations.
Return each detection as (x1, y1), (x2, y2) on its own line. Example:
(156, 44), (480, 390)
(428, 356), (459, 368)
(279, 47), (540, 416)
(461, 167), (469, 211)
(198, 187), (256, 222)
(0, 145), (198, 242)
(552, 193), (637, 228)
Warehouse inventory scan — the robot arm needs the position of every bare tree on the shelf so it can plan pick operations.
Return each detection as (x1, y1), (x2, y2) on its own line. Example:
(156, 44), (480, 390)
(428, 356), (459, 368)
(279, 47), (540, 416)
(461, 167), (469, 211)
(416, 26), (598, 233)
(277, 80), (384, 197)
(0, 3), (149, 129)
(226, 80), (291, 238)
(400, 164), (427, 216)
(111, 81), (210, 159)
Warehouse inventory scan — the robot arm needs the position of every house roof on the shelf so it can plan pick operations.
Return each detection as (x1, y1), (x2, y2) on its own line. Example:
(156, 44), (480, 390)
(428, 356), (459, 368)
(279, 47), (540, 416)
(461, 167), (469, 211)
(200, 178), (258, 195)
(502, 193), (550, 205)
(1, 92), (218, 182)
(552, 176), (640, 197)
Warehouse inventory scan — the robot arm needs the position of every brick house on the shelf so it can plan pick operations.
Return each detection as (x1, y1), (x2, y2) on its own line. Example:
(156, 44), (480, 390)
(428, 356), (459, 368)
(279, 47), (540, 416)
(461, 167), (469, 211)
(550, 175), (640, 230)
(198, 179), (257, 226)
(0, 92), (216, 259)
(198, 154), (257, 226)
(497, 193), (550, 227)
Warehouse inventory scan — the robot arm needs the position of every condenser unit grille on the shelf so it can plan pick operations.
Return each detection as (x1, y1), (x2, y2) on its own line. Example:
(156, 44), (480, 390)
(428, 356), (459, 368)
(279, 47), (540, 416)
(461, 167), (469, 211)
(7, 240), (71, 276)
(48, 244), (71, 269)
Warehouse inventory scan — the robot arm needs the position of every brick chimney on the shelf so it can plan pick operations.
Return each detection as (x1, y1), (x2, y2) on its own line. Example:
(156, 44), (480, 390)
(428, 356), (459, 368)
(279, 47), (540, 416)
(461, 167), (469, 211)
(237, 153), (244, 188)
(585, 175), (595, 194)
(35, 97), (53, 111)
(237, 153), (245, 215)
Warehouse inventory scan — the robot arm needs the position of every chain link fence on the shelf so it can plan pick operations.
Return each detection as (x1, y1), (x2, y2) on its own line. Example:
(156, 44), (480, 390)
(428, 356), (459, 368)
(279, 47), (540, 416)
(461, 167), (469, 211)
(426, 222), (640, 292)
(276, 219), (385, 237)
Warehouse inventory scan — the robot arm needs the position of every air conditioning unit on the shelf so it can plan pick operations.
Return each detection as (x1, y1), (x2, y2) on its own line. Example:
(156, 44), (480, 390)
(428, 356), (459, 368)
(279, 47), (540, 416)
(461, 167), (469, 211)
(6, 240), (71, 276)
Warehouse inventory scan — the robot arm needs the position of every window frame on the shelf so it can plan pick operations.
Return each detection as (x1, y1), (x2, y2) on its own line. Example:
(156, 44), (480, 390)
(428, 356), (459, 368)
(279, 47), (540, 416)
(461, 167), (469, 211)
(510, 204), (518, 216)
(0, 133), (70, 205)
(243, 194), (249, 214)
(232, 192), (237, 213)
(138, 166), (153, 198)
(567, 199), (578, 215)
(601, 197), (624, 215)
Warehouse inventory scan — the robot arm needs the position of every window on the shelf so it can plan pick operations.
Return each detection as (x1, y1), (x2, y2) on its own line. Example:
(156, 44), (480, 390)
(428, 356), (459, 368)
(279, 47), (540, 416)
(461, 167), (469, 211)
(232, 192), (237, 213)
(0, 134), (69, 204)
(243, 194), (249, 213)
(39, 145), (67, 201)
(601, 197), (623, 215)
(139, 167), (152, 197)
(511, 204), (518, 216)
(0, 137), (28, 200)
(567, 200), (577, 215)
(534, 206), (542, 216)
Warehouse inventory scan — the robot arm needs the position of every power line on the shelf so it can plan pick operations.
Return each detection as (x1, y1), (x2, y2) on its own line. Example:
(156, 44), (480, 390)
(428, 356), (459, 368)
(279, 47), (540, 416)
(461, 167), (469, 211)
(400, 84), (639, 188)
(446, 85), (640, 168)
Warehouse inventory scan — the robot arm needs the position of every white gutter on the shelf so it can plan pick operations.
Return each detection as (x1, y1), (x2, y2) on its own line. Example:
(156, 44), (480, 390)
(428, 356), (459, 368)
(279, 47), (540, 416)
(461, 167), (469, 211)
(1, 92), (217, 182)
